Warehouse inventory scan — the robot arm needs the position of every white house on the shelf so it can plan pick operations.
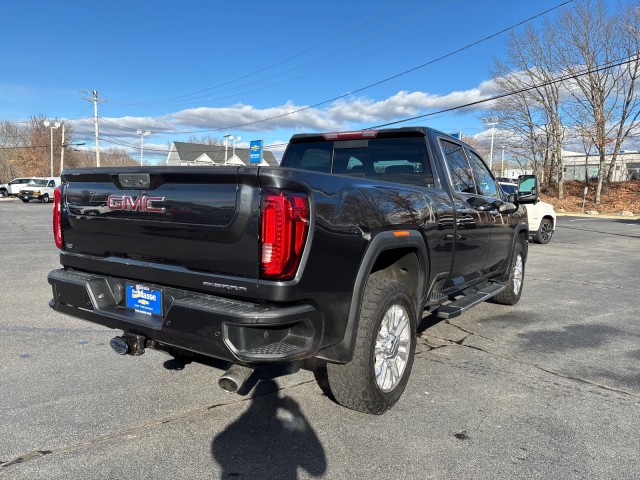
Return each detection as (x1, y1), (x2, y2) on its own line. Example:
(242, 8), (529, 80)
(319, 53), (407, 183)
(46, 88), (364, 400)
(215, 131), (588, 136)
(166, 142), (279, 167)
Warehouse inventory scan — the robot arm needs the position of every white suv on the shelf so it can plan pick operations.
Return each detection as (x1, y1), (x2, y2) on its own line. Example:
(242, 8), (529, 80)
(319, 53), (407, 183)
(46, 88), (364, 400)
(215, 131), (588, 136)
(499, 182), (556, 244)
(0, 177), (34, 197)
(18, 177), (61, 204)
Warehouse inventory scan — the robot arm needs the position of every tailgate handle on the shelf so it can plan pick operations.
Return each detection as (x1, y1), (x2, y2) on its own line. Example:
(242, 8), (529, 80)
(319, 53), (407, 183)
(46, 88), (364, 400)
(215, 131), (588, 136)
(119, 173), (150, 189)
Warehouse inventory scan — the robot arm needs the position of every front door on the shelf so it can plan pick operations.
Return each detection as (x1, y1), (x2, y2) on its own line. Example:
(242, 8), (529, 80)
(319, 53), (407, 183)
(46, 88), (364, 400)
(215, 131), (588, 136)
(439, 139), (492, 289)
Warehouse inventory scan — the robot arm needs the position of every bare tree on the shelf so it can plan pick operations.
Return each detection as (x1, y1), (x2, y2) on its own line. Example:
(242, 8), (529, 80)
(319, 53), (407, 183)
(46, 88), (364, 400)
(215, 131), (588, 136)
(557, 0), (640, 203)
(489, 23), (566, 197)
(186, 134), (223, 145)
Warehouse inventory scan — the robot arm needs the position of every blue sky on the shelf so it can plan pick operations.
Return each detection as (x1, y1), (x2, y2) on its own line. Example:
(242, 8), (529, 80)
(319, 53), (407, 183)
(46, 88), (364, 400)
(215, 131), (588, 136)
(0, 0), (576, 163)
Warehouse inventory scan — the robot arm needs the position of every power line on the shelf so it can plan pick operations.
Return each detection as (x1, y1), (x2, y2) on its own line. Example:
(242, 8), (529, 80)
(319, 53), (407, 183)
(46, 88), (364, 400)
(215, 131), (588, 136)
(113, 0), (486, 110)
(368, 55), (639, 129)
(165, 0), (576, 135)
(111, 1), (415, 107)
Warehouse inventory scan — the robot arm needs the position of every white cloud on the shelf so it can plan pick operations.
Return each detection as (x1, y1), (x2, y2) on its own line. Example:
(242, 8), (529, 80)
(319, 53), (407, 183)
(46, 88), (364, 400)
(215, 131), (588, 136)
(167, 84), (495, 134)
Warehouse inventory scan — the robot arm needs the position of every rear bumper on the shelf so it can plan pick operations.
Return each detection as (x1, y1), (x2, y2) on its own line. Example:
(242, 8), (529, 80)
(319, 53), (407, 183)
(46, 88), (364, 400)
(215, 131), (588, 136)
(48, 269), (323, 364)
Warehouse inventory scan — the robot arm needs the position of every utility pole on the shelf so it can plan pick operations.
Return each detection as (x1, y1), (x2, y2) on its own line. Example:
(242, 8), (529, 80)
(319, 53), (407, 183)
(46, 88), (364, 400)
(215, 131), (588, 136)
(60, 123), (65, 175)
(44, 120), (60, 177)
(83, 90), (107, 167)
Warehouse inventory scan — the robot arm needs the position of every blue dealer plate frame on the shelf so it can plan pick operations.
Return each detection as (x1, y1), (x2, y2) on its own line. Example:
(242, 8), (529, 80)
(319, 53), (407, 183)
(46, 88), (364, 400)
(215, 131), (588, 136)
(125, 283), (163, 316)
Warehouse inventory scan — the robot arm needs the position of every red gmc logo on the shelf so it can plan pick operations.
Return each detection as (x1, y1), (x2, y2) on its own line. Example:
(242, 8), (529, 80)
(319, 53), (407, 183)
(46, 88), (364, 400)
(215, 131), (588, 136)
(107, 195), (166, 213)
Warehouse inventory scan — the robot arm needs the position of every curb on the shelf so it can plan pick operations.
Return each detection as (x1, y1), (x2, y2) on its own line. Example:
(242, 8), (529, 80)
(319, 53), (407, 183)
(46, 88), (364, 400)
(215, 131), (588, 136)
(557, 211), (640, 220)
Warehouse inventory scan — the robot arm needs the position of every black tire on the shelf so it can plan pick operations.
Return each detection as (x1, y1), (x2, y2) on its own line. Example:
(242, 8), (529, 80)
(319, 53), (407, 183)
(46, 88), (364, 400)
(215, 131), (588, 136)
(493, 240), (525, 305)
(21, 198), (29, 203)
(0, 189), (7, 198)
(41, 194), (50, 204)
(532, 218), (553, 244)
(324, 277), (417, 415)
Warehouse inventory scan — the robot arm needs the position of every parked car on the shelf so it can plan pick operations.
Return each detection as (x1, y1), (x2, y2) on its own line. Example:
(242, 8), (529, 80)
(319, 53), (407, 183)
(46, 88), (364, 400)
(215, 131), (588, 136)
(500, 182), (556, 244)
(0, 177), (34, 197)
(18, 177), (61, 203)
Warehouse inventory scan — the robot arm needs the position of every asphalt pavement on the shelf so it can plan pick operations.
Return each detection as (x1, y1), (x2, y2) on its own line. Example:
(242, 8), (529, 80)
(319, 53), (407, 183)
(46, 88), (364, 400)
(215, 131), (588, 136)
(1, 197), (639, 479)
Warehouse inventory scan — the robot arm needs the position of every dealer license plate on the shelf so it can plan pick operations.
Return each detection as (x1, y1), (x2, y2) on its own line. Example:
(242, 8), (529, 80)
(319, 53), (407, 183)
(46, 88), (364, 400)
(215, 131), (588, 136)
(126, 283), (163, 316)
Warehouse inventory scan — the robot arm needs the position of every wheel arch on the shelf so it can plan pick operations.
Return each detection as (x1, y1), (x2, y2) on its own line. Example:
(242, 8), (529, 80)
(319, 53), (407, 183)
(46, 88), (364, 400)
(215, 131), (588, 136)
(316, 229), (430, 364)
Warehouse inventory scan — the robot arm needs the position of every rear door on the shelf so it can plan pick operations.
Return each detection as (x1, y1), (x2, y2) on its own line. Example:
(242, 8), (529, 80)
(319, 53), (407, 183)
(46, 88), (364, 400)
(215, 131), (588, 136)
(464, 148), (513, 273)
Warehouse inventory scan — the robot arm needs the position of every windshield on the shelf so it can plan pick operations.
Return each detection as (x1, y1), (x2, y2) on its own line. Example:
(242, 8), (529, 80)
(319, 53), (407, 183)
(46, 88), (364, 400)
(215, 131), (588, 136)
(27, 179), (49, 187)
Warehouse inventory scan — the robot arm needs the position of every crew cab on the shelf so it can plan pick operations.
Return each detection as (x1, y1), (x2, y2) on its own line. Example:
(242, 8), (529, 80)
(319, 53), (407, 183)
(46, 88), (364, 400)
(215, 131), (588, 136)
(19, 177), (61, 203)
(0, 177), (34, 197)
(48, 127), (539, 414)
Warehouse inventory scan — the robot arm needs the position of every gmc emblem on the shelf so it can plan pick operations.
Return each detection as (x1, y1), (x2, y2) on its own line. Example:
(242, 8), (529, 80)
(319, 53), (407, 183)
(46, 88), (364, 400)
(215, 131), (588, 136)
(107, 195), (166, 213)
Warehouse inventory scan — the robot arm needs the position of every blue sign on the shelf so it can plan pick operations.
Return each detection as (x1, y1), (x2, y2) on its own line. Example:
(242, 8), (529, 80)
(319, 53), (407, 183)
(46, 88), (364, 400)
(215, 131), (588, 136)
(249, 140), (263, 164)
(449, 132), (462, 140)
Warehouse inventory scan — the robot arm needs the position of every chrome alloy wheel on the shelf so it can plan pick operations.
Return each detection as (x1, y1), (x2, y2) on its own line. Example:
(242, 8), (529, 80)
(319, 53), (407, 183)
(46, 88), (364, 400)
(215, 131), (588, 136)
(513, 254), (524, 295)
(374, 304), (411, 392)
(539, 220), (553, 243)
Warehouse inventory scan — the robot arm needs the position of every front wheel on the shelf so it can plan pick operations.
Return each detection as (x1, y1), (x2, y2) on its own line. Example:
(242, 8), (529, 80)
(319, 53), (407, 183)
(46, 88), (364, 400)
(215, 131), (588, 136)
(0, 190), (7, 198)
(21, 198), (29, 203)
(41, 194), (50, 204)
(493, 240), (525, 305)
(532, 218), (553, 244)
(324, 277), (417, 414)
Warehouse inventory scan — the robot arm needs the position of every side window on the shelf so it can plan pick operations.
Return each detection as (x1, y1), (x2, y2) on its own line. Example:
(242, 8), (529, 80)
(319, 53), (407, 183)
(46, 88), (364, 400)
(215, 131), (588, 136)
(283, 143), (332, 173)
(369, 137), (434, 187)
(48, 180), (55, 187)
(440, 140), (476, 193)
(466, 149), (497, 197)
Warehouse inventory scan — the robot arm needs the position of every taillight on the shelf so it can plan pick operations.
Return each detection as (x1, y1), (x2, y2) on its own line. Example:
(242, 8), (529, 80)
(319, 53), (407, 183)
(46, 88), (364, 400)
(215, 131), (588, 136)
(322, 130), (378, 140)
(53, 186), (63, 249)
(261, 190), (309, 280)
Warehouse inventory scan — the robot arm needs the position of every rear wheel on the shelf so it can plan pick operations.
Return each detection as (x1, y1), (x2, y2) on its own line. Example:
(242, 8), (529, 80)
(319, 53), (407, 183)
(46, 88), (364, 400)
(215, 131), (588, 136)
(324, 277), (417, 414)
(532, 218), (553, 244)
(493, 241), (525, 305)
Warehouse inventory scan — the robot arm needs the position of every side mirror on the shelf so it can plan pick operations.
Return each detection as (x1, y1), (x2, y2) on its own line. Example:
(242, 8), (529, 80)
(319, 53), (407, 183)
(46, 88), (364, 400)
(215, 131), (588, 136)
(517, 174), (539, 204)
(498, 202), (518, 214)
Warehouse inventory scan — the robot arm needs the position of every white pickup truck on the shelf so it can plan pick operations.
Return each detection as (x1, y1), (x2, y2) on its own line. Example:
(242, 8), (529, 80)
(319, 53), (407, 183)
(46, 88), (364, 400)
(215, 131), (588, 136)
(0, 178), (34, 197)
(18, 177), (61, 203)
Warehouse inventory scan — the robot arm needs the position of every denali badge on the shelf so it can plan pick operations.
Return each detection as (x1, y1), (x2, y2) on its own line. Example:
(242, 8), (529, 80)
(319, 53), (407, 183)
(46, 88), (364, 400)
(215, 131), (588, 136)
(107, 195), (165, 213)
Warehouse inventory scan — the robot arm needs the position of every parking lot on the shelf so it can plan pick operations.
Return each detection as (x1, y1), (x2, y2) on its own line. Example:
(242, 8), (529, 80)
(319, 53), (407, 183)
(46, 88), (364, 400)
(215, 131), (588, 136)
(1, 198), (639, 480)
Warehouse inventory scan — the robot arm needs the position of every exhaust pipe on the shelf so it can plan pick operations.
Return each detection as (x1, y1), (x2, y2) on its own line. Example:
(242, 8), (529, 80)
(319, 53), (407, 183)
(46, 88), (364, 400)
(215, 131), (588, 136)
(219, 364), (254, 393)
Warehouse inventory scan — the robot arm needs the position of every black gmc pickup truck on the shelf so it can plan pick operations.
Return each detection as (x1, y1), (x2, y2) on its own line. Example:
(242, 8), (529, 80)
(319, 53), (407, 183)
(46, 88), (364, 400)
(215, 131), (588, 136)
(48, 127), (539, 414)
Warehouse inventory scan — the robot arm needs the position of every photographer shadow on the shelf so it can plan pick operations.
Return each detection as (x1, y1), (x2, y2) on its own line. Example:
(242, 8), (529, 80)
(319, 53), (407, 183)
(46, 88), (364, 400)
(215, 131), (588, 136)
(211, 379), (327, 480)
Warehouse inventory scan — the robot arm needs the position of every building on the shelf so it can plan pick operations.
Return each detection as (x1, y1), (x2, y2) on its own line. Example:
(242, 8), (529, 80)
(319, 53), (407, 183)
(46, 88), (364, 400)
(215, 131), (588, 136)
(562, 150), (640, 181)
(166, 142), (279, 167)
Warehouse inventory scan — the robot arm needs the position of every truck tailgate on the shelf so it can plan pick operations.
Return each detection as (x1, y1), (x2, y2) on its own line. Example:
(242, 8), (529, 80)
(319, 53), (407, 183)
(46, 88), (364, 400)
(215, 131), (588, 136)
(61, 167), (261, 279)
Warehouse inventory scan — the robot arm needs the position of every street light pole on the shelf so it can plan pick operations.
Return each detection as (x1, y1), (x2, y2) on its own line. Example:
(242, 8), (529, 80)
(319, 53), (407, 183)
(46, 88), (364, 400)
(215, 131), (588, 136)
(223, 133), (233, 164)
(136, 129), (151, 166)
(500, 145), (505, 177)
(232, 136), (241, 157)
(482, 117), (499, 171)
(44, 120), (61, 177)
